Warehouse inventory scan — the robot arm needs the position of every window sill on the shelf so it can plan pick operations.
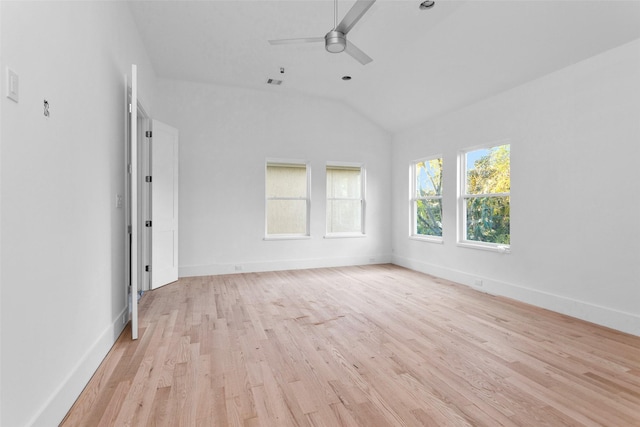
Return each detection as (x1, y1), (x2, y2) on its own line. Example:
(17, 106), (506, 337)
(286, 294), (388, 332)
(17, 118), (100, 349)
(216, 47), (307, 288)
(264, 235), (311, 241)
(409, 235), (444, 244)
(324, 233), (366, 239)
(457, 241), (510, 253)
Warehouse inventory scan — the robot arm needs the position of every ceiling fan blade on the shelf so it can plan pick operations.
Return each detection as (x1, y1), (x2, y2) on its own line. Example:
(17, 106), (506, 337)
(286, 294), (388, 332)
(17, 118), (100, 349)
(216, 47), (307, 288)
(336, 0), (376, 35)
(269, 37), (324, 45)
(344, 40), (373, 65)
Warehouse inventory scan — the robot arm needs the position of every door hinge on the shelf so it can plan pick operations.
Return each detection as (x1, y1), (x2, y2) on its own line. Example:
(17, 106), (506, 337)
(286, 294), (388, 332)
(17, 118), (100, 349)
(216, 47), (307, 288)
(145, 220), (152, 227)
(145, 131), (152, 138)
(127, 225), (132, 234)
(145, 176), (152, 183)
(129, 103), (132, 113)
(128, 164), (132, 174)
(145, 265), (151, 272)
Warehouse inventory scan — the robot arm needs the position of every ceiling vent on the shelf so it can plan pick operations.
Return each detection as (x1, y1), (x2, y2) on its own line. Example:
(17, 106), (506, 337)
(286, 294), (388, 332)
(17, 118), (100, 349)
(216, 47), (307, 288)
(267, 78), (283, 86)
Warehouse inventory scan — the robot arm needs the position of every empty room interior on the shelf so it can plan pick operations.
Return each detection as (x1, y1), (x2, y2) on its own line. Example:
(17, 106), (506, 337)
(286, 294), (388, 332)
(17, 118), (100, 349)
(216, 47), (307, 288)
(1, 0), (640, 425)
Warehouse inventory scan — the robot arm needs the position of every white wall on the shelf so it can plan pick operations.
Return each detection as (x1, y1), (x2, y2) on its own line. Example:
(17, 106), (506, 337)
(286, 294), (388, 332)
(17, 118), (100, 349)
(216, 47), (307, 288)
(391, 39), (640, 336)
(0, 2), (156, 426)
(0, 2), (3, 423)
(154, 80), (392, 276)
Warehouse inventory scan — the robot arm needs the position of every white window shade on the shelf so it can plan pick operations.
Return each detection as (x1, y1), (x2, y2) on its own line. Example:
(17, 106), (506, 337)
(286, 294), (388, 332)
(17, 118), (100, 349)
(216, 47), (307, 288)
(266, 162), (310, 237)
(266, 164), (307, 198)
(326, 165), (364, 235)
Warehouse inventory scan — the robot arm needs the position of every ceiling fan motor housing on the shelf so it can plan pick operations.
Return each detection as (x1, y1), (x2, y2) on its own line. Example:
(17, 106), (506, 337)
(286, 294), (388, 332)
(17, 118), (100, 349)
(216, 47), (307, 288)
(325, 30), (346, 53)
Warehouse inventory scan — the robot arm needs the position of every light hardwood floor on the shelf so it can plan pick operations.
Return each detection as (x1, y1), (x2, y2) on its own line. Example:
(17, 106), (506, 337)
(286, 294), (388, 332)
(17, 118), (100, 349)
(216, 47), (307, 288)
(62, 265), (640, 426)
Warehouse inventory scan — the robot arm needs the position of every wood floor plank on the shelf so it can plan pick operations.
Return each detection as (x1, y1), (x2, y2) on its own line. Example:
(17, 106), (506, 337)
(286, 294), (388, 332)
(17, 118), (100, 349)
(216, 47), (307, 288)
(62, 265), (640, 426)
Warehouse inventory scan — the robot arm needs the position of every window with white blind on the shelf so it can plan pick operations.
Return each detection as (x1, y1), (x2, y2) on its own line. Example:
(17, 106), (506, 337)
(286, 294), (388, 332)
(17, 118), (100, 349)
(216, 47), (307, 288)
(326, 164), (365, 236)
(265, 161), (310, 238)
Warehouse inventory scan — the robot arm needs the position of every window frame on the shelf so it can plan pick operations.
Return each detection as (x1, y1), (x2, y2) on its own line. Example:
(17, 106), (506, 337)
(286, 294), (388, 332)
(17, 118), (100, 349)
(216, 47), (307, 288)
(264, 159), (311, 240)
(410, 155), (444, 243)
(325, 161), (366, 238)
(457, 141), (511, 253)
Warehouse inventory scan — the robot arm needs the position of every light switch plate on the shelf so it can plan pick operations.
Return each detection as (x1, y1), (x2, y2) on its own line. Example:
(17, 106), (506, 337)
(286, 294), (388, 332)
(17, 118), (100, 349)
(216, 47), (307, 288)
(6, 67), (19, 103)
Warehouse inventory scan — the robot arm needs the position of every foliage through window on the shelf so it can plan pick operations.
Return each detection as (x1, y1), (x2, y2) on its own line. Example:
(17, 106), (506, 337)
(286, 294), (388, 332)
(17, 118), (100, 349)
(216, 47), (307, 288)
(326, 165), (364, 235)
(266, 162), (309, 236)
(460, 144), (510, 246)
(411, 157), (443, 239)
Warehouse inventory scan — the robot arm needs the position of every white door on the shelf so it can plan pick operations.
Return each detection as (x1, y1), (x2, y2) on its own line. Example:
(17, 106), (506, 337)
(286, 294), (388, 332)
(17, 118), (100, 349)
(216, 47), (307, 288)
(150, 120), (179, 289)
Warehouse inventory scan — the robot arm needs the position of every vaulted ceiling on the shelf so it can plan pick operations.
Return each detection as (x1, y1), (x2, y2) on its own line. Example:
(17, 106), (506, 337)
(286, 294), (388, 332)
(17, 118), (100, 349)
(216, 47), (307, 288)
(129, 0), (640, 132)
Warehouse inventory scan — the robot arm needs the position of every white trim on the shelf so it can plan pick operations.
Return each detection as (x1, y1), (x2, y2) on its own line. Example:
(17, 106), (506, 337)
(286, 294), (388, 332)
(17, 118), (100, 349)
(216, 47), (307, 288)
(459, 139), (511, 156)
(409, 235), (444, 244)
(464, 192), (510, 199)
(392, 255), (640, 337)
(130, 64), (138, 340)
(265, 157), (308, 167)
(26, 308), (128, 426)
(0, 5), (3, 421)
(324, 233), (366, 239)
(325, 160), (364, 169)
(178, 254), (393, 277)
(457, 241), (510, 253)
(263, 235), (311, 241)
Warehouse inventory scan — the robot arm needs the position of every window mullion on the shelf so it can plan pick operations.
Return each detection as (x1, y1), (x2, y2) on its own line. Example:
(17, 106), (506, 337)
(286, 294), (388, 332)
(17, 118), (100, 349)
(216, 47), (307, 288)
(463, 192), (510, 198)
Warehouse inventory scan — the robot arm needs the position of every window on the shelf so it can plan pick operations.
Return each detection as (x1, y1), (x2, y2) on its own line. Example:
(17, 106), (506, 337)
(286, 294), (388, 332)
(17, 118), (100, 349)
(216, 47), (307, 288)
(459, 143), (510, 249)
(411, 157), (443, 240)
(326, 164), (365, 236)
(265, 161), (310, 238)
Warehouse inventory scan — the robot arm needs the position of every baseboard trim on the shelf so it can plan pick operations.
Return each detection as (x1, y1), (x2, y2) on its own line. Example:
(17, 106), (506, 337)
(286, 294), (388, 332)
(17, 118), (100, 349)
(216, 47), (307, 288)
(392, 255), (640, 337)
(27, 307), (128, 427)
(179, 255), (393, 278)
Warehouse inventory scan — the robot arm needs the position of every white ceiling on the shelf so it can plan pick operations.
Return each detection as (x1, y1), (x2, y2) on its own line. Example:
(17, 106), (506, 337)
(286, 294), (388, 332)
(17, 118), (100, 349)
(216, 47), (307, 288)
(129, 0), (640, 132)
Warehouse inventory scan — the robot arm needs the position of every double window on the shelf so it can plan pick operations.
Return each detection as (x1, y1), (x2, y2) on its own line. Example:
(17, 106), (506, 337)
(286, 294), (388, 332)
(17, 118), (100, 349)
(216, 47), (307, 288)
(326, 164), (365, 236)
(459, 143), (510, 249)
(409, 143), (510, 251)
(411, 157), (443, 240)
(265, 161), (366, 239)
(265, 161), (310, 238)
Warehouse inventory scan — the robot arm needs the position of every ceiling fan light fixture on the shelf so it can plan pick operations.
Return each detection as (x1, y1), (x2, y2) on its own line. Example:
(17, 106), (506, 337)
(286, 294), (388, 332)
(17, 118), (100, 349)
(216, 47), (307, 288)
(325, 30), (346, 53)
(268, 0), (375, 65)
(419, 1), (435, 10)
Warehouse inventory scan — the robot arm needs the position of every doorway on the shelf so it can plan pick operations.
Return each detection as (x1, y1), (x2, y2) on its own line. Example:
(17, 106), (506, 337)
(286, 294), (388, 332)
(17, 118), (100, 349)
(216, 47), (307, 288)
(125, 65), (179, 340)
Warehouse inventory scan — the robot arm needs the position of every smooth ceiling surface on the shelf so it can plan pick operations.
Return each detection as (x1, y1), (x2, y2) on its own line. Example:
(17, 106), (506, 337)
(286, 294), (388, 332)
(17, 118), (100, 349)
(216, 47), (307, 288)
(129, 0), (640, 132)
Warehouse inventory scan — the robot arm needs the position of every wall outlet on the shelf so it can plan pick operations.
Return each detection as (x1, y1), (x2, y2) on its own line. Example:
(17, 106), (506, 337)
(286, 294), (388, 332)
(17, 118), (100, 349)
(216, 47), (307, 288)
(234, 265), (243, 272)
(369, 257), (376, 263)
(474, 279), (483, 287)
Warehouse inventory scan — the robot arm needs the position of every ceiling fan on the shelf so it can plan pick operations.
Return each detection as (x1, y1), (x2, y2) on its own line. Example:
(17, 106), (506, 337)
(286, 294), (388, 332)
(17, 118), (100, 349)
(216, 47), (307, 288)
(269, 0), (377, 65)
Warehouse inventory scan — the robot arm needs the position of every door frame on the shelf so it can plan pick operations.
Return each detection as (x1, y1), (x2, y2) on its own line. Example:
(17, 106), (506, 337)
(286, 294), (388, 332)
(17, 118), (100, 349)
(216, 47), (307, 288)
(125, 68), (150, 339)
